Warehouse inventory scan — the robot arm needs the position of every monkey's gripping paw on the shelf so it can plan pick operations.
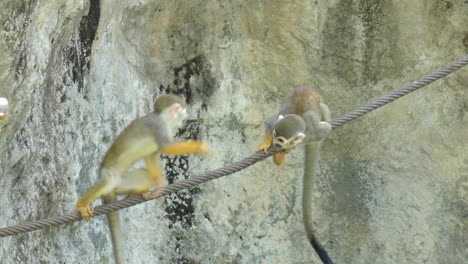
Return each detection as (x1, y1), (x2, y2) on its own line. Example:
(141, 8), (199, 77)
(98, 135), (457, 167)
(141, 191), (152, 200)
(256, 142), (271, 153)
(77, 205), (94, 221)
(145, 186), (165, 200)
(197, 142), (214, 157)
(145, 177), (167, 199)
(273, 151), (287, 166)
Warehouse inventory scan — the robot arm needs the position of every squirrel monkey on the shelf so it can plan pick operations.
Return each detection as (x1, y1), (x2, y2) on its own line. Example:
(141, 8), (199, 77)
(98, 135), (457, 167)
(257, 86), (331, 165)
(257, 86), (333, 263)
(76, 94), (211, 264)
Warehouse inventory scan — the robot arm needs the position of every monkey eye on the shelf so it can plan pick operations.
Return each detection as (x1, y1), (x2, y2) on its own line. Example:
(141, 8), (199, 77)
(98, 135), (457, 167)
(274, 138), (286, 148)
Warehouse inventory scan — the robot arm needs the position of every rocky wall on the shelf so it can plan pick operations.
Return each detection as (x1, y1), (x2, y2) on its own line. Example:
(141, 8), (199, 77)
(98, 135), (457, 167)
(0, 0), (467, 263)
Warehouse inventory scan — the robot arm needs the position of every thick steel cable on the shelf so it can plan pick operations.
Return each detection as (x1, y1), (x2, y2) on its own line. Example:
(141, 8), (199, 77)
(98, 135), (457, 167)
(1, 55), (467, 238)
(0, 150), (280, 237)
(330, 55), (468, 128)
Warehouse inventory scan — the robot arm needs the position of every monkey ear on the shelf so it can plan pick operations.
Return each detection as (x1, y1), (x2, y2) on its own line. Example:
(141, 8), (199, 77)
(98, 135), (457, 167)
(294, 134), (305, 142)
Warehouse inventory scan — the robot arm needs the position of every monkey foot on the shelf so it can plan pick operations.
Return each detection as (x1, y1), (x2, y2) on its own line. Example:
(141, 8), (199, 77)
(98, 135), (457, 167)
(273, 152), (287, 166)
(141, 191), (153, 200)
(144, 178), (167, 199)
(77, 205), (94, 221)
(144, 187), (164, 200)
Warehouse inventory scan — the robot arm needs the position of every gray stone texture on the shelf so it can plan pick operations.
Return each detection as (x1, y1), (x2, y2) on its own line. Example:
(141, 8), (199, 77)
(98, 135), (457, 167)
(0, 0), (467, 263)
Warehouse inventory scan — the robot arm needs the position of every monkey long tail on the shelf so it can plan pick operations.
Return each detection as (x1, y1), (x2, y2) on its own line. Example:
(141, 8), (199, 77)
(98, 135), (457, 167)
(103, 194), (126, 264)
(303, 142), (333, 264)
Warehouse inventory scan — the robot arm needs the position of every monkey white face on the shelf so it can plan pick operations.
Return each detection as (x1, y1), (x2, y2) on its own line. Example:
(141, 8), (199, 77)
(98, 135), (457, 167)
(271, 114), (306, 149)
(164, 103), (187, 128)
(272, 132), (305, 149)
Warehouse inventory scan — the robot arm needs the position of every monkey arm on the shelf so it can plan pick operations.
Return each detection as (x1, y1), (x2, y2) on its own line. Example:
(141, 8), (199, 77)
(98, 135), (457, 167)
(272, 146), (296, 166)
(160, 141), (211, 155)
(273, 152), (286, 166)
(256, 128), (273, 153)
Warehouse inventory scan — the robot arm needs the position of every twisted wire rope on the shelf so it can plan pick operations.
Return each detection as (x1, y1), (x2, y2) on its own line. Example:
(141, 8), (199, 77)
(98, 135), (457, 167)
(330, 55), (468, 128)
(1, 55), (467, 238)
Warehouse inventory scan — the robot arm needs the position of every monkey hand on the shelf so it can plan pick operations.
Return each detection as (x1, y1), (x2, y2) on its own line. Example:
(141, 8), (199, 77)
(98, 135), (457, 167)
(273, 151), (286, 166)
(256, 134), (273, 153)
(196, 141), (213, 157)
(77, 205), (94, 221)
(143, 177), (168, 200)
(256, 142), (271, 153)
(272, 147), (295, 166)
(256, 129), (273, 153)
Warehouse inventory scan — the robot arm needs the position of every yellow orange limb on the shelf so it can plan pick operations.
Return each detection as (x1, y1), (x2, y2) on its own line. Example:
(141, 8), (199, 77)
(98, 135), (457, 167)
(273, 152), (286, 166)
(142, 154), (165, 200)
(76, 179), (111, 221)
(161, 141), (210, 155)
(256, 129), (273, 153)
(144, 154), (162, 180)
(272, 146), (296, 166)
